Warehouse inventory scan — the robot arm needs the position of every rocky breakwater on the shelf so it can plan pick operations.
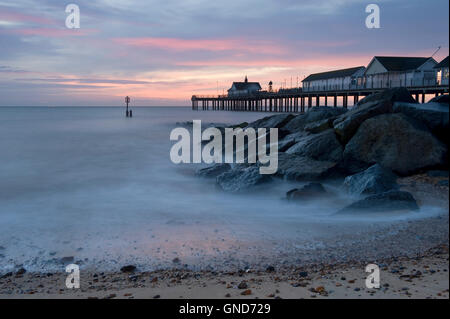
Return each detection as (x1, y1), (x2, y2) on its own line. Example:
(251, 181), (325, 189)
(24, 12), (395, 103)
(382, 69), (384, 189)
(195, 88), (448, 214)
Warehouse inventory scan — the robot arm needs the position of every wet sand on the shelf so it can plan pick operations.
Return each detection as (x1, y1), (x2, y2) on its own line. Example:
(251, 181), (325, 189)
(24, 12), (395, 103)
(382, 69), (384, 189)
(0, 245), (448, 299)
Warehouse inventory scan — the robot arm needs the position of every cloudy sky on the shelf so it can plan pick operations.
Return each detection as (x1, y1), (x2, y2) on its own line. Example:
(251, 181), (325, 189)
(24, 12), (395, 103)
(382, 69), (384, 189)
(0, 0), (448, 106)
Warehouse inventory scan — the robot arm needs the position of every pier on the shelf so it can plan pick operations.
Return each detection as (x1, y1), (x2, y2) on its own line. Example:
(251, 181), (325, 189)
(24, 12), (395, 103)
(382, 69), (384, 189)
(192, 85), (449, 112)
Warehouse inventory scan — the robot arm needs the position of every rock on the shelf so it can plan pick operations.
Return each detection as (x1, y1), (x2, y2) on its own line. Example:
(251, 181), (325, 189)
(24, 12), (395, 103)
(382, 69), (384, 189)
(230, 122), (249, 129)
(298, 271), (308, 278)
(342, 113), (447, 175)
(120, 265), (136, 273)
(60, 256), (74, 264)
(241, 289), (252, 296)
(287, 183), (327, 201)
(238, 281), (248, 289)
(334, 88), (416, 144)
(153, 294), (161, 299)
(429, 94), (449, 104)
(285, 106), (347, 132)
(247, 113), (295, 129)
(216, 166), (272, 193)
(1, 272), (13, 279)
(337, 190), (419, 214)
(172, 257), (180, 263)
(16, 268), (26, 275)
(427, 170), (449, 178)
(276, 153), (339, 181)
(196, 163), (231, 178)
(343, 164), (399, 196)
(266, 266), (275, 273)
(356, 87), (417, 107)
(286, 129), (343, 162)
(304, 117), (335, 133)
(392, 102), (449, 143)
(438, 180), (449, 187)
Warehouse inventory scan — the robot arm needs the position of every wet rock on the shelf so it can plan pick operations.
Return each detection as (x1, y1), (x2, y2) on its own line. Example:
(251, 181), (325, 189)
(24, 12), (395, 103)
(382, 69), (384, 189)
(276, 153), (339, 181)
(16, 268), (27, 275)
(356, 87), (417, 107)
(238, 281), (248, 289)
(266, 266), (275, 273)
(285, 106), (347, 132)
(120, 265), (137, 273)
(438, 180), (449, 187)
(60, 256), (75, 264)
(343, 164), (399, 196)
(196, 163), (231, 178)
(1, 272), (13, 279)
(392, 102), (449, 143)
(241, 289), (252, 296)
(343, 114), (447, 175)
(334, 88), (416, 144)
(304, 117), (335, 134)
(337, 190), (419, 214)
(216, 166), (272, 193)
(287, 183), (327, 201)
(298, 271), (308, 278)
(427, 170), (449, 178)
(247, 113), (295, 129)
(286, 129), (343, 162)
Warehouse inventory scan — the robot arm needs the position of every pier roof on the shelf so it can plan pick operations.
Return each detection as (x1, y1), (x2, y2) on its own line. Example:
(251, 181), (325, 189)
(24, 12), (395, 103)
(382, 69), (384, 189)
(373, 56), (434, 72)
(434, 56), (449, 69)
(302, 66), (365, 82)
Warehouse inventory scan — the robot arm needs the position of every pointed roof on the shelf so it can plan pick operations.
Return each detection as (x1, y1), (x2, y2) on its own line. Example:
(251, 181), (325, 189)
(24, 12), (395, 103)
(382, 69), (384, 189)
(434, 56), (449, 69)
(229, 82), (261, 90)
(372, 56), (436, 72)
(302, 66), (365, 82)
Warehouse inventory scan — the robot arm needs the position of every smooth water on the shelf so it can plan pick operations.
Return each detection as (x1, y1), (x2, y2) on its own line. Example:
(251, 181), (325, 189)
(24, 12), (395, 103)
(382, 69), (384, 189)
(0, 107), (446, 272)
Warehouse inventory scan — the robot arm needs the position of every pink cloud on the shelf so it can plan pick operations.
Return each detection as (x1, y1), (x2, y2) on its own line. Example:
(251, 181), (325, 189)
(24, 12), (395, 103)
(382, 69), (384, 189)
(0, 10), (55, 25)
(7, 28), (97, 37)
(114, 37), (286, 55)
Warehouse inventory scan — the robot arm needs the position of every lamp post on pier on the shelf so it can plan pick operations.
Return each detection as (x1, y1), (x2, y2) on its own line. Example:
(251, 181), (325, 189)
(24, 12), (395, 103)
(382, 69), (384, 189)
(125, 96), (130, 117)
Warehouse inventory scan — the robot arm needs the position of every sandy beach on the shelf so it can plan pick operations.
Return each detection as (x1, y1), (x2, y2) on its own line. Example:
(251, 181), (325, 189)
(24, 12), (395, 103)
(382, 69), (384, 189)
(0, 244), (448, 299)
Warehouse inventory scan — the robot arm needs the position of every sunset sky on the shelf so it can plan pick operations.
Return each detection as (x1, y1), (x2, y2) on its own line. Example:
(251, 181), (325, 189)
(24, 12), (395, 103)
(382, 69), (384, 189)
(0, 0), (448, 106)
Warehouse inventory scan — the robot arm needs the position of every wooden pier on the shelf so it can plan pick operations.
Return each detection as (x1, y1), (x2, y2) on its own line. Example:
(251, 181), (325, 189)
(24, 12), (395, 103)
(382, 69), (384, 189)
(191, 85), (449, 112)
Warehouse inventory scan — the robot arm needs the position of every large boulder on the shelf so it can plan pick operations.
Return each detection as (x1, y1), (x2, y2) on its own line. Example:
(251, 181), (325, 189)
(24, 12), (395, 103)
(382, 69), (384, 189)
(286, 129), (343, 162)
(286, 183), (327, 201)
(429, 94), (449, 105)
(355, 87), (417, 107)
(216, 166), (272, 192)
(284, 106), (347, 132)
(304, 117), (335, 134)
(343, 164), (398, 196)
(333, 88), (416, 144)
(247, 113), (295, 129)
(337, 190), (419, 214)
(393, 102), (449, 143)
(343, 113), (447, 175)
(276, 153), (339, 181)
(196, 163), (231, 178)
